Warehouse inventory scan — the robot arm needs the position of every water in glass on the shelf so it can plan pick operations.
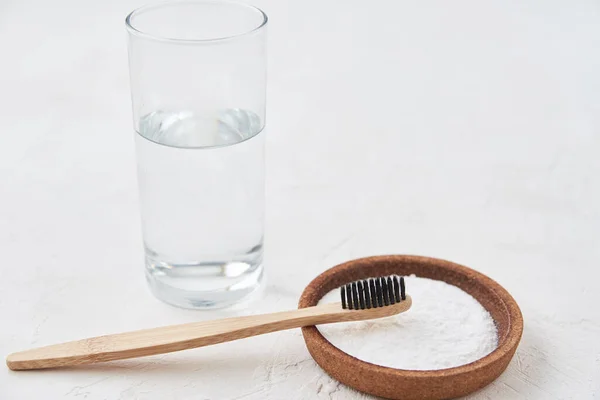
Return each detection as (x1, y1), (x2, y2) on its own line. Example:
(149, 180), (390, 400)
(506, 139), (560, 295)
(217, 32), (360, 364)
(135, 108), (264, 308)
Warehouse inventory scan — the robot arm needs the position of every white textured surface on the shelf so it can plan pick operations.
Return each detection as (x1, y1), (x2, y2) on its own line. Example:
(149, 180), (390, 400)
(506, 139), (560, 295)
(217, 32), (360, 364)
(318, 276), (498, 370)
(1, 0), (599, 399)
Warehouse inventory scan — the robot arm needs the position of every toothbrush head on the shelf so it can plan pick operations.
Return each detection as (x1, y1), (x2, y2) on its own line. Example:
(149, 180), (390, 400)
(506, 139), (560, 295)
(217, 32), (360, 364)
(341, 276), (406, 310)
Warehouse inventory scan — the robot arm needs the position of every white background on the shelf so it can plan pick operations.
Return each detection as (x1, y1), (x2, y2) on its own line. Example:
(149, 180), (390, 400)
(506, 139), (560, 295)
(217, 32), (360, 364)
(1, 0), (599, 398)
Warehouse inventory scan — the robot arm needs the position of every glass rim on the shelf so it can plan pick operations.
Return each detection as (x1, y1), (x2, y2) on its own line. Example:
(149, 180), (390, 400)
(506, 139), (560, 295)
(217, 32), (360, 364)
(125, 0), (268, 44)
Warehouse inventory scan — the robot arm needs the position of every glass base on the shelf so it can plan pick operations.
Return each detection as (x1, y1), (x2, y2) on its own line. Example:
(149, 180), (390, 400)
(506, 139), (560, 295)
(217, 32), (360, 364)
(145, 253), (264, 309)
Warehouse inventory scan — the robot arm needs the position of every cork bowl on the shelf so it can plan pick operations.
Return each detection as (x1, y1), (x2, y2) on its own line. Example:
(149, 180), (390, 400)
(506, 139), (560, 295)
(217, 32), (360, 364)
(299, 255), (523, 400)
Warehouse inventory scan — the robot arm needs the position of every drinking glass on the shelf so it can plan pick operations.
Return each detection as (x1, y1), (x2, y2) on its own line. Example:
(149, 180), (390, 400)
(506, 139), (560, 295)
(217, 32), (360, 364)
(126, 0), (267, 309)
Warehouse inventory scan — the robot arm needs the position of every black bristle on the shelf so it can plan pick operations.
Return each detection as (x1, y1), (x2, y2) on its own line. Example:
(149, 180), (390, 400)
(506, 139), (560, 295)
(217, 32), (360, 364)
(393, 276), (401, 303)
(357, 281), (366, 309)
(375, 278), (383, 307)
(341, 275), (406, 310)
(346, 284), (353, 309)
(363, 280), (372, 309)
(351, 282), (359, 310)
(369, 279), (378, 308)
(387, 277), (395, 304)
(381, 277), (390, 306)
(400, 277), (406, 300)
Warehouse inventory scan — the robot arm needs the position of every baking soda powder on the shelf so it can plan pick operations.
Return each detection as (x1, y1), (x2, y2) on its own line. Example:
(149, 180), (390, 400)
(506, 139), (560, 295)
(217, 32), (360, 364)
(318, 276), (498, 370)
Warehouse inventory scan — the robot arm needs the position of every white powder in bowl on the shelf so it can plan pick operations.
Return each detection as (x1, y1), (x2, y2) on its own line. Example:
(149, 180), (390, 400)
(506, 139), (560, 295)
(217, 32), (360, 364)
(317, 276), (498, 370)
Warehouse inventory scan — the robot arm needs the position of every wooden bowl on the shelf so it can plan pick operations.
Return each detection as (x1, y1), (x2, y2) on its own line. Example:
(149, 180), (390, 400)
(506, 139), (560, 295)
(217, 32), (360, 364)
(299, 255), (523, 400)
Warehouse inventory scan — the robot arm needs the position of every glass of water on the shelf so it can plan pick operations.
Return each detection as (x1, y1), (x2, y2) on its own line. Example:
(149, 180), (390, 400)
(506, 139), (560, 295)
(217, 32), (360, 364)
(126, 0), (267, 309)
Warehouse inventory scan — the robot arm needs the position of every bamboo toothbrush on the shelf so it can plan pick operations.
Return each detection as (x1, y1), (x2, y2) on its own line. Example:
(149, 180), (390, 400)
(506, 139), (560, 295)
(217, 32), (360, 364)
(7, 276), (411, 371)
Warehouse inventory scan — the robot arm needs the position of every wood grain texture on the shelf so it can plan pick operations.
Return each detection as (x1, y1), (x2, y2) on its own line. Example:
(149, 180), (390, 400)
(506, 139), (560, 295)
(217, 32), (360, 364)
(6, 298), (411, 371)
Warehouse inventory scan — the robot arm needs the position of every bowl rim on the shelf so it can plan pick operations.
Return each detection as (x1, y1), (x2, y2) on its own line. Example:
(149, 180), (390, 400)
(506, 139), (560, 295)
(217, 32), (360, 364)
(299, 255), (523, 399)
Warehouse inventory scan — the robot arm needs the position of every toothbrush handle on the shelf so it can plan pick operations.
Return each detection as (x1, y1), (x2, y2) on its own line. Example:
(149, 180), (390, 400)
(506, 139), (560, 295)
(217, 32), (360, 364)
(6, 297), (411, 370)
